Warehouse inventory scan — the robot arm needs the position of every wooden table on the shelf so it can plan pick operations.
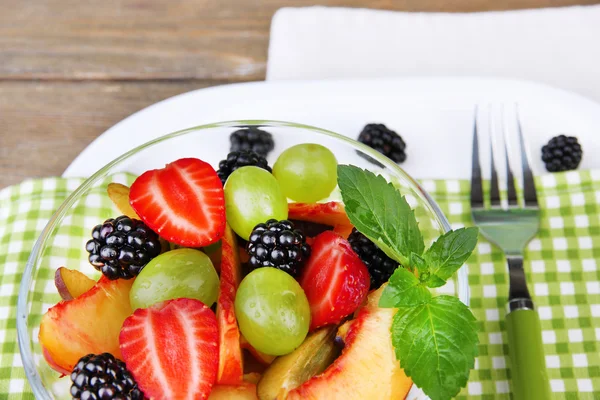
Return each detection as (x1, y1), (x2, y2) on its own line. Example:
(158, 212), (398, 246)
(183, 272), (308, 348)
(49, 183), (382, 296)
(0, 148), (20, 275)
(1, 0), (597, 189)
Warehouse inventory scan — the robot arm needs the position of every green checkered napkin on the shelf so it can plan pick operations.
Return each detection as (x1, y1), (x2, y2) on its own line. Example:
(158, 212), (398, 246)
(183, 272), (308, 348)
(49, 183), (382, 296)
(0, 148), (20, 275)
(422, 170), (600, 399)
(1, 170), (599, 399)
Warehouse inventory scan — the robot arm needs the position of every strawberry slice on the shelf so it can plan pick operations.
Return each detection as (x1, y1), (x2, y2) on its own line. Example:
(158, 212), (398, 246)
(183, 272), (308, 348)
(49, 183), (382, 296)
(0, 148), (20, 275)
(129, 158), (226, 247)
(119, 298), (219, 400)
(299, 231), (370, 331)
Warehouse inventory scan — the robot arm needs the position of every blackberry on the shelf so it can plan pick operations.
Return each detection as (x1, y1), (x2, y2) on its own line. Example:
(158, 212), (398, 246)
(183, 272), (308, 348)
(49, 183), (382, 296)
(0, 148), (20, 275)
(288, 219), (333, 239)
(86, 215), (161, 280)
(541, 135), (583, 172)
(348, 228), (398, 289)
(230, 127), (275, 156)
(358, 123), (407, 163)
(247, 219), (311, 277)
(216, 151), (272, 185)
(70, 353), (143, 400)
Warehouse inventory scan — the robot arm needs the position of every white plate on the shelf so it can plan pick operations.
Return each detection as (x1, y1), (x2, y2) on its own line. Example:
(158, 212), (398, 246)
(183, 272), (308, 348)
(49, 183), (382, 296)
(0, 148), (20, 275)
(62, 78), (599, 399)
(64, 77), (600, 181)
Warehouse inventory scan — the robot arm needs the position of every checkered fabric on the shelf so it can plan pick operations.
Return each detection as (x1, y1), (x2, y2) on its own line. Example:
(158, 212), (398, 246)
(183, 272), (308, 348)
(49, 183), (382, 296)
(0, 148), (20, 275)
(0, 170), (598, 399)
(0, 178), (83, 400)
(420, 169), (600, 399)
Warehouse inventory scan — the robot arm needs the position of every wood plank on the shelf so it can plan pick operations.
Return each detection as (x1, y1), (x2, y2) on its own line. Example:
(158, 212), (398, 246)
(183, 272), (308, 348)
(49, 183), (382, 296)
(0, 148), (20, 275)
(1, 0), (598, 81)
(0, 81), (223, 188)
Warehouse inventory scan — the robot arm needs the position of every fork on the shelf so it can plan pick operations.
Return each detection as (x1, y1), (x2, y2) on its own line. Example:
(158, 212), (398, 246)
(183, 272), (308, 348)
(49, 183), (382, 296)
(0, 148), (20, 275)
(470, 106), (551, 400)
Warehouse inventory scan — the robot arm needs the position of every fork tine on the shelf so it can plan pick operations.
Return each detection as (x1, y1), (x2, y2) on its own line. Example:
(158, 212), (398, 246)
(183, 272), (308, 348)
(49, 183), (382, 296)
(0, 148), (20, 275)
(470, 107), (484, 209)
(505, 147), (519, 206)
(516, 106), (539, 208)
(489, 106), (501, 208)
(503, 105), (518, 207)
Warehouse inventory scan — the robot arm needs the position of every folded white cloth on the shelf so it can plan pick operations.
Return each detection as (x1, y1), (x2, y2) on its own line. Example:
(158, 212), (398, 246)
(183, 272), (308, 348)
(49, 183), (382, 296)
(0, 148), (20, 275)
(267, 6), (600, 102)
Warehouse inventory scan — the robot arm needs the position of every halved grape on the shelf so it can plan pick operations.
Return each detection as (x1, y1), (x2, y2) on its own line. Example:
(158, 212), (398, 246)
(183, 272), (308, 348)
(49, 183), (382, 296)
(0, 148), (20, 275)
(235, 267), (310, 356)
(130, 248), (219, 310)
(224, 166), (288, 240)
(273, 143), (338, 203)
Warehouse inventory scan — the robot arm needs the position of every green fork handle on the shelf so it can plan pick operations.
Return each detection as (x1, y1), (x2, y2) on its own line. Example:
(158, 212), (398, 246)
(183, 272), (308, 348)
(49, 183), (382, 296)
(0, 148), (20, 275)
(506, 307), (552, 400)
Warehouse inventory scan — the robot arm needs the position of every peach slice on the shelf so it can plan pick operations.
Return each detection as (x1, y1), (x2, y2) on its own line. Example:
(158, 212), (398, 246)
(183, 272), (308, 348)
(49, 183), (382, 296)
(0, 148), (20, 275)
(107, 182), (140, 219)
(54, 267), (96, 300)
(335, 320), (353, 343)
(39, 276), (134, 373)
(42, 347), (70, 376)
(288, 202), (353, 238)
(286, 288), (412, 400)
(243, 372), (262, 385)
(208, 382), (259, 400)
(257, 326), (339, 400)
(240, 335), (276, 366)
(216, 224), (244, 385)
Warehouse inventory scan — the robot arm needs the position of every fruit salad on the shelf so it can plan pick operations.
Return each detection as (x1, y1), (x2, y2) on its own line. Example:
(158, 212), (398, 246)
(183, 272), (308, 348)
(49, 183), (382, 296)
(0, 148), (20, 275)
(39, 131), (479, 400)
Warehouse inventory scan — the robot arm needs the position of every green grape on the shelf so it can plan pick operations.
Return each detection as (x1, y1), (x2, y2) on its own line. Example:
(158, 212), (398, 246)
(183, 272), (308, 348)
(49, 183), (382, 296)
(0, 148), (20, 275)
(273, 143), (338, 203)
(235, 267), (310, 356)
(224, 166), (288, 240)
(130, 248), (219, 310)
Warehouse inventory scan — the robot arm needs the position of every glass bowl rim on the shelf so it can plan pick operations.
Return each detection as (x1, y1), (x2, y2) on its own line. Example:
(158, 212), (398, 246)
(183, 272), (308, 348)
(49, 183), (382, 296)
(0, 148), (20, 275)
(17, 119), (467, 399)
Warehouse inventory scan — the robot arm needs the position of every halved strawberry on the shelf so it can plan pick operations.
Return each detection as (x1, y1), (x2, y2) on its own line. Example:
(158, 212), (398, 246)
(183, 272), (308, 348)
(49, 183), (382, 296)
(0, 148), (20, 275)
(129, 158), (226, 247)
(119, 298), (219, 400)
(299, 231), (370, 331)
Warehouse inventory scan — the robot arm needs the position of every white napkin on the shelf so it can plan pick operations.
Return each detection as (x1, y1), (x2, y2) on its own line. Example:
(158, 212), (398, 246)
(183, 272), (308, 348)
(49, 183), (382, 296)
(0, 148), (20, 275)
(267, 6), (600, 102)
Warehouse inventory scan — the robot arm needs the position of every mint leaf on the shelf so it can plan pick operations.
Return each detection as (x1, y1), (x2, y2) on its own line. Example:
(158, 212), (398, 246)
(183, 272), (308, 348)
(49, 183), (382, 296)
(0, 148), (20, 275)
(410, 252), (428, 274)
(391, 295), (479, 400)
(425, 275), (446, 288)
(337, 165), (424, 266)
(379, 267), (432, 308)
(423, 227), (478, 287)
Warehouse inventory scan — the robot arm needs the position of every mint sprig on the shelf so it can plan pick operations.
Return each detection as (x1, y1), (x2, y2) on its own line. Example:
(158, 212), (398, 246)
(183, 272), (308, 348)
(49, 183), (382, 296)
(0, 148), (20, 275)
(338, 165), (479, 400)
(337, 165), (424, 266)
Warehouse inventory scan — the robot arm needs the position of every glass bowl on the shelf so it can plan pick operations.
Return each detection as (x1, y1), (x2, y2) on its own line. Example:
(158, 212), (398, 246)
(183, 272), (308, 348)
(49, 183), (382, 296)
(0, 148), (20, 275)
(17, 120), (468, 399)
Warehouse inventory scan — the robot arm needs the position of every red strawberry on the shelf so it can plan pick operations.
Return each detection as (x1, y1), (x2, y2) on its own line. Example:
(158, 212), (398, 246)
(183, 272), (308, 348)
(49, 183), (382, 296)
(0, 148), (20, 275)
(119, 298), (219, 400)
(129, 158), (225, 247)
(299, 231), (370, 331)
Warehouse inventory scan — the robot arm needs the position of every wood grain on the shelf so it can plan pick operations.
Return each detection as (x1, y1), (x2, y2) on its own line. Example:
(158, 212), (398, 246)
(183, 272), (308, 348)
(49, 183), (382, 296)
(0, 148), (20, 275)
(1, 0), (598, 189)
(1, 0), (598, 81)
(0, 81), (221, 188)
